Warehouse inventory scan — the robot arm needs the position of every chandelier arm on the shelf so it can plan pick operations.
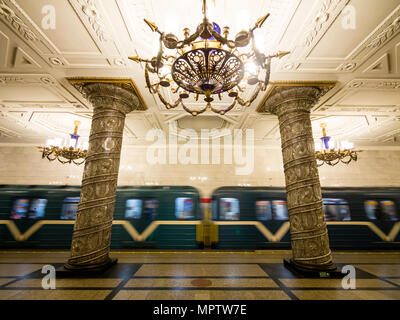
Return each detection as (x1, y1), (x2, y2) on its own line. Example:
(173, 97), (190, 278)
(264, 57), (271, 88)
(178, 29), (202, 48)
(210, 99), (237, 115)
(210, 28), (229, 46)
(250, 31), (266, 68)
(144, 65), (158, 94)
(328, 158), (340, 166)
(73, 159), (86, 165)
(46, 154), (58, 162)
(316, 159), (324, 167)
(181, 101), (207, 116)
(238, 53), (253, 61)
(340, 156), (353, 165)
(157, 91), (182, 109)
(236, 84), (262, 107)
(155, 35), (164, 73)
(57, 157), (71, 165)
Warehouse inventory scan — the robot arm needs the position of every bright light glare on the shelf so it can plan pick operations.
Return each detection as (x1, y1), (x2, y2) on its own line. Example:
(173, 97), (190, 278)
(236, 11), (249, 31)
(152, 40), (159, 56)
(254, 33), (266, 53)
(341, 141), (354, 150)
(164, 15), (179, 34)
(159, 66), (170, 77)
(82, 142), (89, 151)
(54, 138), (62, 147)
(69, 138), (77, 148)
(46, 139), (54, 147)
(315, 143), (322, 152)
(245, 62), (258, 75)
(328, 140), (336, 150)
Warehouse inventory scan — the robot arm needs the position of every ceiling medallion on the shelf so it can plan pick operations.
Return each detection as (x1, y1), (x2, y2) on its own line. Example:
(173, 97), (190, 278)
(315, 123), (361, 167)
(129, 0), (289, 116)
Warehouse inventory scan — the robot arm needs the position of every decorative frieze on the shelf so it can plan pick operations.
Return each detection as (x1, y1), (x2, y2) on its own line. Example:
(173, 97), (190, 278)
(0, 0), (38, 41)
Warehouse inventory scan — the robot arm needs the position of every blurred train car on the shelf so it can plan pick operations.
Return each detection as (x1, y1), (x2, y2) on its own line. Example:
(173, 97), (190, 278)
(0, 185), (203, 249)
(2, 185), (400, 250)
(211, 187), (400, 250)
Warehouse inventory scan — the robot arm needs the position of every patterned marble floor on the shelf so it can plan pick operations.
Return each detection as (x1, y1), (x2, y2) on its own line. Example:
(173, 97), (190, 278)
(0, 250), (399, 300)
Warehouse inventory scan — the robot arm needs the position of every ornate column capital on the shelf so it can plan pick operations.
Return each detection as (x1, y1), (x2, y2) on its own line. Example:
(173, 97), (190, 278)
(257, 81), (336, 116)
(68, 78), (147, 114)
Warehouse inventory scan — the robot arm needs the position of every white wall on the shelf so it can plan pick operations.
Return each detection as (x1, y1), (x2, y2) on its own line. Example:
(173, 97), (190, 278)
(0, 145), (399, 197)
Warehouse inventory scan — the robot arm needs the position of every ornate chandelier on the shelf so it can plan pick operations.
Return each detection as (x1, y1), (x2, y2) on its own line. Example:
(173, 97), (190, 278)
(129, 0), (289, 116)
(38, 121), (88, 165)
(315, 123), (360, 167)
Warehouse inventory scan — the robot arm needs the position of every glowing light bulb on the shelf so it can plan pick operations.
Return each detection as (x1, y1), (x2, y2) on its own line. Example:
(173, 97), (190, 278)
(159, 66), (170, 78)
(245, 62), (257, 75)
(54, 138), (62, 147)
(328, 140), (335, 150)
(341, 141), (354, 150)
(315, 143), (322, 152)
(69, 137), (77, 148)
(46, 139), (53, 147)
(82, 142), (89, 151)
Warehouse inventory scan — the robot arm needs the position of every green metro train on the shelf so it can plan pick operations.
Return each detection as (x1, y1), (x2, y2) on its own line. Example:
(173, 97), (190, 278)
(0, 185), (399, 250)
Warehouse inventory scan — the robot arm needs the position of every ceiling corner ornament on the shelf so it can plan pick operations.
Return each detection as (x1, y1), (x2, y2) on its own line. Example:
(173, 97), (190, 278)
(67, 77), (148, 111)
(129, 0), (290, 116)
(304, 0), (343, 47)
(79, 0), (108, 42)
(0, 0), (38, 41)
(315, 122), (361, 167)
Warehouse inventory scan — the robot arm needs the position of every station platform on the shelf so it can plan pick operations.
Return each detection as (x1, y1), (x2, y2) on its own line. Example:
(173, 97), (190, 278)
(0, 250), (399, 300)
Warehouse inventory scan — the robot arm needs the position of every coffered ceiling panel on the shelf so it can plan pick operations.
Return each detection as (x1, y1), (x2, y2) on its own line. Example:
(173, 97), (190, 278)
(16, 0), (101, 54)
(309, 0), (399, 59)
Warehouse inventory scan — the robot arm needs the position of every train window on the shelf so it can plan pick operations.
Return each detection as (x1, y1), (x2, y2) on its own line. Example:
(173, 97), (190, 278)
(364, 200), (398, 221)
(125, 199), (143, 219)
(10, 198), (29, 219)
(175, 198), (194, 219)
(256, 201), (272, 220)
(28, 199), (47, 219)
(10, 198), (48, 219)
(220, 198), (240, 220)
(143, 200), (158, 220)
(61, 197), (80, 220)
(212, 199), (217, 220)
(323, 198), (351, 221)
(272, 200), (289, 220)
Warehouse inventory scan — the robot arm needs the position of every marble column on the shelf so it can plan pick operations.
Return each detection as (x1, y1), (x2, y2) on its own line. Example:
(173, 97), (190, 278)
(64, 81), (144, 271)
(258, 82), (337, 273)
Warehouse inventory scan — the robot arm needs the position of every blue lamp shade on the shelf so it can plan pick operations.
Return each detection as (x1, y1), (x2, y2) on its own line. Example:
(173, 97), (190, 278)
(69, 133), (80, 149)
(321, 136), (331, 150)
(200, 22), (221, 40)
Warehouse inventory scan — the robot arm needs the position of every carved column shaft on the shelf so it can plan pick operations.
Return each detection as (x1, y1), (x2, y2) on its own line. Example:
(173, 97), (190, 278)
(66, 82), (141, 269)
(261, 85), (335, 269)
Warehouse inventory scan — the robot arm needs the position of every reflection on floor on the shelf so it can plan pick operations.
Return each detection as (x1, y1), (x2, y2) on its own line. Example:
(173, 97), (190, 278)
(0, 250), (399, 300)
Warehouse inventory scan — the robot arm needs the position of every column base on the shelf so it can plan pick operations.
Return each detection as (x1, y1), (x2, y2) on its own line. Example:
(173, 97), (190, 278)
(56, 258), (118, 277)
(283, 258), (344, 278)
